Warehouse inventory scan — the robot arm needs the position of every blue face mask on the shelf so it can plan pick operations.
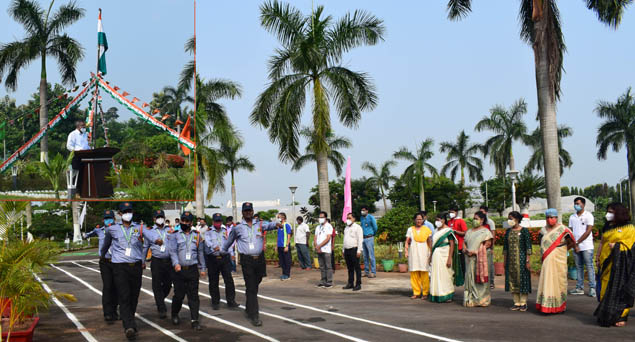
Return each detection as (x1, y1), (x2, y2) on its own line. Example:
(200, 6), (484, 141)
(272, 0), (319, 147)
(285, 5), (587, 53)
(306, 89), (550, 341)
(574, 204), (582, 212)
(104, 218), (114, 226)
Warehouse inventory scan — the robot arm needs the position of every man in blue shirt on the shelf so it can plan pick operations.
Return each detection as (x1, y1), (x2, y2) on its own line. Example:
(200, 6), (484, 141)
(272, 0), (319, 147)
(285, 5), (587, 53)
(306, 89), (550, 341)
(142, 209), (172, 319)
(360, 206), (378, 278)
(168, 211), (206, 331)
(85, 210), (118, 322)
(102, 202), (156, 341)
(422, 210), (435, 235)
(204, 213), (239, 310)
(276, 212), (293, 280)
(222, 202), (280, 326)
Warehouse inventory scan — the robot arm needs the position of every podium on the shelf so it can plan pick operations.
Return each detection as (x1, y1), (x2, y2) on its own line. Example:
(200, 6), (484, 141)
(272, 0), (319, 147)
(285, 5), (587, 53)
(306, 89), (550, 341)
(75, 147), (120, 198)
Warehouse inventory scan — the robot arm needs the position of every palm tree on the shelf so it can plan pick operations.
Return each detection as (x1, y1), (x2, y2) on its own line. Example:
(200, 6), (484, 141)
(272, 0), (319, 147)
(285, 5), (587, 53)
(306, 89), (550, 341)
(38, 152), (73, 199)
(362, 160), (398, 214)
(524, 124), (573, 175)
(447, 0), (632, 218)
(0, 0), (84, 163)
(595, 87), (635, 219)
(439, 131), (484, 186)
(179, 36), (196, 92)
(219, 140), (255, 221)
(250, 1), (384, 218)
(475, 99), (528, 175)
(393, 139), (438, 211)
(161, 85), (192, 153)
(515, 170), (547, 210)
(291, 128), (352, 176)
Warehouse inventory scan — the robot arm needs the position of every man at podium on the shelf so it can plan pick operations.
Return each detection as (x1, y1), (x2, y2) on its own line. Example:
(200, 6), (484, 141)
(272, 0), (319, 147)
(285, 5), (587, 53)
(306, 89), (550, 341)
(66, 120), (91, 196)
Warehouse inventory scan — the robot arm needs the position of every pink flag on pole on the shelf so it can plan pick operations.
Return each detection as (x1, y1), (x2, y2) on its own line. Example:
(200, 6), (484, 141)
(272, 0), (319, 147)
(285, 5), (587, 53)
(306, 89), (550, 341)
(342, 156), (352, 222)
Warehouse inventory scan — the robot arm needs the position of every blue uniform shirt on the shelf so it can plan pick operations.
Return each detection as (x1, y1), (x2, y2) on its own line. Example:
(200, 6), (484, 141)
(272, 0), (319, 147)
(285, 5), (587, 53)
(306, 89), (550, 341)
(168, 231), (206, 271)
(86, 225), (112, 259)
(101, 222), (147, 264)
(277, 223), (292, 248)
(424, 220), (435, 235)
(204, 226), (234, 256)
(360, 214), (378, 237)
(222, 219), (278, 256)
(143, 224), (171, 259)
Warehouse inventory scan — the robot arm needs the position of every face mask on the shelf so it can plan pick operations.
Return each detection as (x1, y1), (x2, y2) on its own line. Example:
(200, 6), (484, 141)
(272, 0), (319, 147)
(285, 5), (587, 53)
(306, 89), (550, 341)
(318, 218), (326, 224)
(80, 127), (86, 134)
(122, 213), (133, 222)
(605, 213), (614, 222)
(213, 222), (222, 229)
(180, 223), (191, 231)
(473, 219), (481, 227)
(574, 204), (582, 212)
(346, 219), (352, 226)
(507, 219), (516, 227)
(435, 221), (443, 228)
(104, 218), (114, 226)
(155, 218), (165, 225)
(449, 213), (456, 219)
(361, 211), (367, 216)
(547, 218), (558, 226)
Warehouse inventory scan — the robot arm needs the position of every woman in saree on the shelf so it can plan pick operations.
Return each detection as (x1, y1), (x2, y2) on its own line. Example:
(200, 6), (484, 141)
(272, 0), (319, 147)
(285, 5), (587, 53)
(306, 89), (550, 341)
(536, 208), (578, 314)
(594, 202), (635, 327)
(404, 212), (432, 300)
(463, 211), (494, 307)
(429, 212), (463, 303)
(503, 211), (532, 312)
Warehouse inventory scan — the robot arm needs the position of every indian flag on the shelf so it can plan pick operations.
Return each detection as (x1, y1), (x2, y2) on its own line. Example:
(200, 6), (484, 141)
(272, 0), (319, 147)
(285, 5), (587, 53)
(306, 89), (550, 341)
(98, 10), (108, 75)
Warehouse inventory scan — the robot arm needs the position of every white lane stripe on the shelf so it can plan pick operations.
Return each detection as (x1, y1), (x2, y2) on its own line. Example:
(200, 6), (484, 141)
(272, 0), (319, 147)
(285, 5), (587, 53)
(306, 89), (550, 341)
(34, 273), (99, 342)
(50, 264), (187, 342)
(71, 262), (279, 342)
(56, 258), (99, 264)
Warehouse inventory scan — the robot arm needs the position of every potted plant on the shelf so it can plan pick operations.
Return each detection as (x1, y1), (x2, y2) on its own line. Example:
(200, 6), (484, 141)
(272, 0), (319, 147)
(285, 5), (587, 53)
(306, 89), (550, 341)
(1, 240), (76, 342)
(567, 252), (577, 280)
(396, 257), (408, 273)
(493, 249), (505, 276)
(381, 259), (395, 272)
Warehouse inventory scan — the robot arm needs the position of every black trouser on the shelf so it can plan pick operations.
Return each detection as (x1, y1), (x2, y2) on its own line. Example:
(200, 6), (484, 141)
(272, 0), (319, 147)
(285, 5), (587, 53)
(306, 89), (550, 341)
(171, 265), (200, 321)
(277, 247), (292, 277)
(458, 250), (466, 277)
(150, 257), (172, 312)
(112, 262), (142, 331)
(344, 248), (362, 286)
(99, 258), (118, 318)
(206, 254), (235, 305)
(240, 253), (266, 319)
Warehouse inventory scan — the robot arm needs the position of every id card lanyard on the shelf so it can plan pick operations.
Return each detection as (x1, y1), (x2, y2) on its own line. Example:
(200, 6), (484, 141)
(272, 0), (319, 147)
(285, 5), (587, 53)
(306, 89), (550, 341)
(247, 222), (257, 251)
(159, 228), (167, 253)
(181, 232), (193, 260)
(121, 225), (134, 257)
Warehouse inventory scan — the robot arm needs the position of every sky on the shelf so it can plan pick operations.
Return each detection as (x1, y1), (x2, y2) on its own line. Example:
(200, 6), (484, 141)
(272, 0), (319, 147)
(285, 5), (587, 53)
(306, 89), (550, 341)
(2, 1), (634, 208)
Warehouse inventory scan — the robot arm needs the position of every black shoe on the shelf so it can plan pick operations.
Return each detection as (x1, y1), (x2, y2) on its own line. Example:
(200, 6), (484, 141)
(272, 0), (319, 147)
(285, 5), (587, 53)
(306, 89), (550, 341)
(353, 285), (362, 291)
(250, 317), (263, 327)
(172, 315), (180, 325)
(125, 328), (137, 340)
(342, 284), (353, 290)
(158, 310), (167, 319)
(212, 303), (220, 310)
(323, 283), (333, 288)
(227, 301), (240, 309)
(104, 314), (115, 322)
(316, 283), (325, 288)
(191, 320), (202, 331)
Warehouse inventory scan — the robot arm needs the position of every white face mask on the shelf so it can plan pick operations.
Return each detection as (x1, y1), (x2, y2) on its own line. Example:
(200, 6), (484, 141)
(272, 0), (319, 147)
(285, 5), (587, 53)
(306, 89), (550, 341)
(155, 218), (165, 225)
(318, 218), (326, 224)
(361, 211), (367, 216)
(605, 213), (615, 222)
(80, 127), (86, 134)
(346, 219), (352, 226)
(449, 212), (456, 219)
(507, 219), (516, 227)
(122, 213), (133, 222)
(435, 221), (443, 228)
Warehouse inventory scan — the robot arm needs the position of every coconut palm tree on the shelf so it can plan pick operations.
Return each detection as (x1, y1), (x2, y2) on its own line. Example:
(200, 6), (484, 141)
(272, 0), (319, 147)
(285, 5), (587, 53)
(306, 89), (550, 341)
(515, 170), (547, 210)
(393, 139), (438, 211)
(595, 87), (635, 219)
(447, 0), (632, 218)
(179, 36), (196, 92)
(439, 130), (484, 186)
(250, 1), (384, 218)
(362, 160), (398, 214)
(161, 85), (192, 153)
(38, 152), (73, 199)
(524, 124), (573, 175)
(0, 0), (84, 163)
(475, 99), (529, 176)
(219, 140), (255, 221)
(291, 128), (352, 177)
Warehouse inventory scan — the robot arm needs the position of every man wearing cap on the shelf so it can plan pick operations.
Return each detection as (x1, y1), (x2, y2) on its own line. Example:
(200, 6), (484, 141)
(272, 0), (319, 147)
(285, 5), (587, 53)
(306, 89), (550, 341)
(85, 210), (119, 322)
(102, 203), (156, 340)
(168, 211), (206, 331)
(204, 213), (239, 310)
(222, 202), (281, 326)
(142, 209), (173, 319)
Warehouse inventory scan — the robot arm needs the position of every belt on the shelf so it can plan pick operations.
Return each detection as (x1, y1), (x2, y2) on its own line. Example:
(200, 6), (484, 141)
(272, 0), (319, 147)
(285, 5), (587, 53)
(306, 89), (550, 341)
(152, 256), (171, 262)
(363, 235), (374, 238)
(126, 261), (141, 267)
(239, 253), (261, 259)
(181, 265), (197, 270)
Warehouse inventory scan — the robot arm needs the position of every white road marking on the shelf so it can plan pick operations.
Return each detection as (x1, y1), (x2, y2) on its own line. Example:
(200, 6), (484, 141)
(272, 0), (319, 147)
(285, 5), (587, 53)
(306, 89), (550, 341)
(55, 258), (99, 264)
(50, 264), (187, 342)
(34, 273), (99, 342)
(70, 262), (279, 342)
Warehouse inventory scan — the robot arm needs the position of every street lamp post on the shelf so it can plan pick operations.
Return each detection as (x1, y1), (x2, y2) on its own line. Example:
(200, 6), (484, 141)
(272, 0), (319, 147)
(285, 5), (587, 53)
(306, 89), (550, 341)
(11, 165), (18, 190)
(432, 200), (437, 213)
(507, 170), (519, 212)
(289, 186), (298, 234)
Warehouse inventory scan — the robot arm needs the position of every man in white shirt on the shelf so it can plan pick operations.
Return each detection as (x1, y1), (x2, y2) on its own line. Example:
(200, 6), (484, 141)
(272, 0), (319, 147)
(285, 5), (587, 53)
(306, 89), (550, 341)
(342, 213), (363, 291)
(314, 211), (333, 288)
(66, 120), (90, 152)
(294, 216), (312, 270)
(568, 197), (596, 297)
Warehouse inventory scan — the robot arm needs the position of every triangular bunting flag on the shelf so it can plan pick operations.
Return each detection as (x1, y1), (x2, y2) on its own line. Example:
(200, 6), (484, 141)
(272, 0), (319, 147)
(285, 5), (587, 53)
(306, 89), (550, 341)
(114, 86), (120, 91)
(142, 102), (149, 108)
(153, 109), (160, 114)
(122, 91), (130, 97)
(131, 97), (140, 103)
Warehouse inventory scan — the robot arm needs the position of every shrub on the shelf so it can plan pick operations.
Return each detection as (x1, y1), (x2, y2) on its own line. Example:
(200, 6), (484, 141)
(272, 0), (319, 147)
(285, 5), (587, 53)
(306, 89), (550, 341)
(376, 206), (419, 244)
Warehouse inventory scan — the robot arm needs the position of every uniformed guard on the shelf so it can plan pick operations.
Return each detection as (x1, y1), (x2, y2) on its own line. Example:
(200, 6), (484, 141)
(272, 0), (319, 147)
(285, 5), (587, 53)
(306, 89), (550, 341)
(222, 202), (280, 326)
(204, 213), (239, 310)
(84, 210), (118, 322)
(102, 202), (154, 341)
(142, 209), (172, 319)
(168, 211), (206, 331)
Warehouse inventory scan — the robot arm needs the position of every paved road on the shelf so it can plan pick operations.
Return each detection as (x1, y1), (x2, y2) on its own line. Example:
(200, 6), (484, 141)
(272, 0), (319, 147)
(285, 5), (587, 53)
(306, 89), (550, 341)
(35, 255), (634, 342)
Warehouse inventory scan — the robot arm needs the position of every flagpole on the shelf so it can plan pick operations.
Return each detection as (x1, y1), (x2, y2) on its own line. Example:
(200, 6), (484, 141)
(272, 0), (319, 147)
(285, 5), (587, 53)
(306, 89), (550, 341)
(91, 9), (102, 148)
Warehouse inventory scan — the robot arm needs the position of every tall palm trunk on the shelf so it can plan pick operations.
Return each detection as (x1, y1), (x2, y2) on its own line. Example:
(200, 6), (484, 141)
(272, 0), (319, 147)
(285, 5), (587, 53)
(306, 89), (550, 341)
(628, 145), (635, 220)
(316, 151), (331, 218)
(533, 17), (562, 220)
(39, 56), (48, 163)
(71, 200), (79, 243)
(380, 186), (388, 214)
(25, 201), (32, 230)
(231, 171), (238, 221)
(419, 173), (425, 211)
(196, 174), (204, 218)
